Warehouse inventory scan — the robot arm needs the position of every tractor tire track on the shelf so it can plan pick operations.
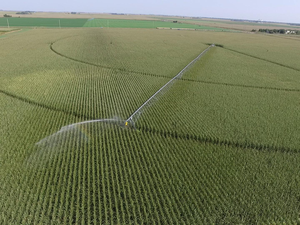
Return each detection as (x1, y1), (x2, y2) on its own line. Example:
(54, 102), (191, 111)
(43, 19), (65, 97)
(2, 38), (298, 123)
(180, 78), (300, 92)
(51, 38), (300, 93)
(50, 42), (168, 79)
(137, 125), (300, 154)
(222, 47), (300, 72)
(0, 89), (94, 120)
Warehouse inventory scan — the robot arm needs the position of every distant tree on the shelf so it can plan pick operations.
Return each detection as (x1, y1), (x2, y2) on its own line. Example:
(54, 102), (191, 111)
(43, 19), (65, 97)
(279, 29), (285, 34)
(258, 28), (288, 34)
(3, 14), (12, 17)
(16, 11), (32, 15)
(251, 29), (256, 32)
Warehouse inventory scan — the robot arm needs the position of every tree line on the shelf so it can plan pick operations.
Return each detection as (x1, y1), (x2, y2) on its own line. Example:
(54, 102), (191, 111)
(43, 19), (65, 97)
(252, 28), (300, 34)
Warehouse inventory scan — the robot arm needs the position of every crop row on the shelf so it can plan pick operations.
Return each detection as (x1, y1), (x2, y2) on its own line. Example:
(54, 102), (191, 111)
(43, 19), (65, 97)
(183, 47), (300, 90)
(52, 28), (208, 77)
(0, 29), (170, 120)
(221, 33), (300, 71)
(2, 102), (300, 224)
(1, 27), (300, 224)
(136, 79), (300, 151)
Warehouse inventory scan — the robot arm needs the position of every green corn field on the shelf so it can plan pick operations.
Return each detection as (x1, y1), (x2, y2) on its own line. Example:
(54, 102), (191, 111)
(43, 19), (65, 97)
(1, 27), (300, 224)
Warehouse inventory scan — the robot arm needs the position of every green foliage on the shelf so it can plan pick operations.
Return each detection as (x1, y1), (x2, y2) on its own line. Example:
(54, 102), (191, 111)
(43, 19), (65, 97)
(0, 17), (87, 27)
(137, 47), (300, 150)
(258, 28), (287, 34)
(0, 17), (235, 30)
(83, 18), (233, 31)
(52, 29), (208, 77)
(1, 28), (300, 224)
(137, 80), (300, 151)
(218, 32), (300, 71)
(1, 99), (300, 224)
(184, 47), (300, 90)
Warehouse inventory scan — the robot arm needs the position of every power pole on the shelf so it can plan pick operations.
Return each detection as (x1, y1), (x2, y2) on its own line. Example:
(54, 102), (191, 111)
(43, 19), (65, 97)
(7, 18), (10, 28)
(59, 19), (61, 28)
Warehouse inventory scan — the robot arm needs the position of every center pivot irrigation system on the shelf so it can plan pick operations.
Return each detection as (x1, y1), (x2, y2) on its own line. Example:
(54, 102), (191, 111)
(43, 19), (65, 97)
(125, 44), (214, 127)
(36, 44), (214, 144)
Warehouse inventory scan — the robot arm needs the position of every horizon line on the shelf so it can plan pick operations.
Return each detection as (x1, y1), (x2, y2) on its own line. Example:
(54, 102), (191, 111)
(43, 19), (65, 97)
(1, 9), (300, 25)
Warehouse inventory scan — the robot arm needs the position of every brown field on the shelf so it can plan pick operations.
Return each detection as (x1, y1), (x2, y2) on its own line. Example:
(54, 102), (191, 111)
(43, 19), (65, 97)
(202, 22), (300, 32)
(0, 28), (19, 36)
(0, 27), (17, 31)
(2, 11), (299, 32)
(0, 11), (156, 20)
(153, 16), (300, 32)
(189, 21), (300, 32)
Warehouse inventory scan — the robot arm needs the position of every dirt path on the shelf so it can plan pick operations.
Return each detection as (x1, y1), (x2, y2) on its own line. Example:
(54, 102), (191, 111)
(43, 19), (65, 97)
(0, 29), (29, 39)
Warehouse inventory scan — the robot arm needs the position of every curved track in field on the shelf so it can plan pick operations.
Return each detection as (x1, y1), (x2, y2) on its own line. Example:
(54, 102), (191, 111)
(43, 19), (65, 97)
(50, 38), (300, 93)
(138, 126), (299, 154)
(3, 36), (299, 153)
(181, 78), (300, 92)
(0, 89), (93, 120)
(223, 47), (300, 72)
(48, 40), (300, 153)
(50, 41), (168, 79)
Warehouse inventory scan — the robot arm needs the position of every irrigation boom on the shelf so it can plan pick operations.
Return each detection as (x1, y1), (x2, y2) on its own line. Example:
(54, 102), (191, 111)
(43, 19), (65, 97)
(126, 44), (214, 124)
(37, 44), (213, 141)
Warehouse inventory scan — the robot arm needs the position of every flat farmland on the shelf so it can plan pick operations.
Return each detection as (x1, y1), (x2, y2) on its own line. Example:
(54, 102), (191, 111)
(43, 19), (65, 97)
(0, 11), (157, 20)
(0, 17), (88, 27)
(0, 17), (233, 31)
(83, 18), (232, 31)
(1, 27), (300, 224)
(153, 16), (300, 32)
(182, 47), (300, 90)
(51, 29), (208, 76)
(136, 80), (300, 151)
(221, 35), (300, 71)
(0, 28), (17, 36)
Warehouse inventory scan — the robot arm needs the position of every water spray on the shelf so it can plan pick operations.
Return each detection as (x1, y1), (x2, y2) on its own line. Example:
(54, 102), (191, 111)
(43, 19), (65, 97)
(34, 44), (213, 150)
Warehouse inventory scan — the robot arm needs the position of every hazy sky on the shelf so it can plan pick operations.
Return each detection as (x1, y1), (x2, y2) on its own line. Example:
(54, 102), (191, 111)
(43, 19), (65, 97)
(2, 0), (300, 23)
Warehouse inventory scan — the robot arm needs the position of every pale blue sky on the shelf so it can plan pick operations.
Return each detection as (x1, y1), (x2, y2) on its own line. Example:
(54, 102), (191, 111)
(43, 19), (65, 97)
(2, 0), (300, 23)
